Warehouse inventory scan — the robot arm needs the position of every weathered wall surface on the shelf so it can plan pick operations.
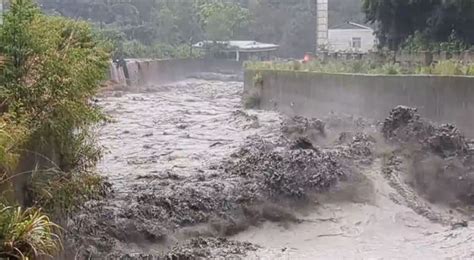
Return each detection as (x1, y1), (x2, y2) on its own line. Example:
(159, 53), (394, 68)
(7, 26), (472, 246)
(109, 59), (241, 86)
(244, 70), (474, 137)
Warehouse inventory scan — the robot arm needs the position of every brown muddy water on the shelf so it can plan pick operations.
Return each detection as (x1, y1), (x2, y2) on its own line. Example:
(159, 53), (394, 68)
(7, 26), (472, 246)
(70, 76), (474, 259)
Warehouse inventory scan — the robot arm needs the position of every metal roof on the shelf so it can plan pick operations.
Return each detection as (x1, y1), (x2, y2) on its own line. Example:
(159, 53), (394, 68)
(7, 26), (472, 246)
(330, 22), (373, 30)
(193, 40), (279, 52)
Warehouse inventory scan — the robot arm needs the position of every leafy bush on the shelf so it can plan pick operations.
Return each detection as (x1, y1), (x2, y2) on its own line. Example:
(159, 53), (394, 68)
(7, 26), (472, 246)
(402, 30), (469, 52)
(120, 40), (202, 59)
(0, 1), (112, 258)
(431, 60), (464, 75)
(30, 169), (108, 215)
(369, 63), (402, 75)
(0, 0), (110, 211)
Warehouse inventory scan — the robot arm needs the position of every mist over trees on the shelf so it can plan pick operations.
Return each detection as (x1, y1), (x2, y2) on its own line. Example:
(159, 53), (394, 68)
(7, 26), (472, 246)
(37, 0), (364, 58)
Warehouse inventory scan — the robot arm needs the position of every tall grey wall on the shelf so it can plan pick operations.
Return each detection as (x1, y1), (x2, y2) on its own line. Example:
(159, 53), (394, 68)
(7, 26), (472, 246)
(244, 70), (474, 137)
(110, 59), (242, 86)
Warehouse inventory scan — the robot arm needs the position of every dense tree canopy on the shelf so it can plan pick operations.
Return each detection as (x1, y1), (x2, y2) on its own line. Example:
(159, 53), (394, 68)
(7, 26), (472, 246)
(363, 0), (474, 50)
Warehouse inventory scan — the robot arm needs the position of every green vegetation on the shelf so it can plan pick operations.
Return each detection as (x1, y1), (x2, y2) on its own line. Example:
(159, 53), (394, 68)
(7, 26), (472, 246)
(37, 0), (366, 58)
(0, 0), (110, 206)
(363, 0), (474, 50)
(0, 204), (61, 259)
(198, 1), (251, 41)
(79, 0), (251, 59)
(121, 41), (202, 60)
(418, 60), (474, 76)
(402, 31), (470, 53)
(245, 60), (474, 76)
(0, 0), (111, 258)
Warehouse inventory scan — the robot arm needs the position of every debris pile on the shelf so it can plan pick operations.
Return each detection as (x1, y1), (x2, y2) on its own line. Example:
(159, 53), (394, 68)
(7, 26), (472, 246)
(281, 116), (326, 141)
(382, 106), (474, 205)
(343, 133), (377, 164)
(164, 237), (257, 259)
(106, 238), (257, 260)
(382, 106), (469, 158)
(427, 124), (469, 158)
(224, 137), (346, 198)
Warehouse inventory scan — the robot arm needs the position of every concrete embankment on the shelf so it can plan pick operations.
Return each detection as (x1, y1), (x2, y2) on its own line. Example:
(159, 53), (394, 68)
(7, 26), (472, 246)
(244, 70), (474, 137)
(109, 58), (242, 86)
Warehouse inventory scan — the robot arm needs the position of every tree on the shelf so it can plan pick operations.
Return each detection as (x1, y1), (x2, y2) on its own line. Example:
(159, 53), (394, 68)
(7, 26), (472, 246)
(250, 0), (315, 57)
(363, 0), (441, 50)
(363, 0), (474, 50)
(329, 0), (365, 26)
(426, 0), (474, 44)
(0, 0), (111, 258)
(198, 1), (250, 41)
(0, 0), (110, 210)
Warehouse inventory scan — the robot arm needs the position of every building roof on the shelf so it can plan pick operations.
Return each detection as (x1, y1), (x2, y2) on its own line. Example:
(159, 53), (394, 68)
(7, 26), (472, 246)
(330, 22), (373, 30)
(193, 40), (279, 52)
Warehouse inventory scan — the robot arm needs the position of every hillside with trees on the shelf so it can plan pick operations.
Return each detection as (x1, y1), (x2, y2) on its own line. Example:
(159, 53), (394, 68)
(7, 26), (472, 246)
(37, 0), (365, 58)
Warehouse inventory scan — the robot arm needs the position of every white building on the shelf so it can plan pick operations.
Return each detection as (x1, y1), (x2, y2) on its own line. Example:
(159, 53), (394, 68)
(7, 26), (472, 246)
(193, 41), (279, 62)
(328, 22), (376, 53)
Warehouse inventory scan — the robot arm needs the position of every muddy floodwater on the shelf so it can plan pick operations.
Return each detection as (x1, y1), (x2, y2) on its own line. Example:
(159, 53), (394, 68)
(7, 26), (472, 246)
(71, 76), (474, 259)
(98, 79), (279, 192)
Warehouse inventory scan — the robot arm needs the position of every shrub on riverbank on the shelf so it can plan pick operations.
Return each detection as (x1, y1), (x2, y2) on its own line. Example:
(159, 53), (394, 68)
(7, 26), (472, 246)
(0, 0), (111, 258)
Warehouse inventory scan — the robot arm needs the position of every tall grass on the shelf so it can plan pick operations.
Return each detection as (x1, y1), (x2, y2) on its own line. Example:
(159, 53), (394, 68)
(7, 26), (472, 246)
(0, 204), (61, 259)
(416, 60), (474, 76)
(244, 60), (474, 76)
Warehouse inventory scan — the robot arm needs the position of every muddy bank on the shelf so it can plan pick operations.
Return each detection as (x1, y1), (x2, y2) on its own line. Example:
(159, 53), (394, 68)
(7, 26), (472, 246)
(68, 77), (474, 259)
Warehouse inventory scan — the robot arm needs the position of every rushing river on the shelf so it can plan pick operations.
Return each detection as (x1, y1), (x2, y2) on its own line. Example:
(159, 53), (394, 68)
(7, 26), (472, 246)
(71, 77), (474, 259)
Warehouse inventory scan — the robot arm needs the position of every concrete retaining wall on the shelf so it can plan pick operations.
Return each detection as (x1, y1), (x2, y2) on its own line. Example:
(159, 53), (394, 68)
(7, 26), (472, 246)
(244, 70), (474, 137)
(109, 58), (241, 86)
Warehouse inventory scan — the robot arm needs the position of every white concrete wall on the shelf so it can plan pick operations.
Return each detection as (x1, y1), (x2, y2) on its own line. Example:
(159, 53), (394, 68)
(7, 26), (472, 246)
(328, 29), (376, 53)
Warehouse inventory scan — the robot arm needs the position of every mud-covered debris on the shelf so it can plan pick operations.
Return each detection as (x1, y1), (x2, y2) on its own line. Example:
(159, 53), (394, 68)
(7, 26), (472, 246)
(336, 132), (352, 144)
(334, 132), (377, 165)
(290, 137), (317, 150)
(382, 106), (474, 206)
(346, 133), (377, 162)
(281, 116), (326, 141)
(165, 237), (257, 259)
(427, 124), (469, 158)
(224, 138), (345, 198)
(382, 106), (469, 158)
(382, 106), (420, 139)
(105, 238), (256, 260)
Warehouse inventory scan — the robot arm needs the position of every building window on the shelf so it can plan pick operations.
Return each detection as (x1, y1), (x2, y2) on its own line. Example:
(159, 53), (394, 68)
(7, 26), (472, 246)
(352, 37), (361, 49)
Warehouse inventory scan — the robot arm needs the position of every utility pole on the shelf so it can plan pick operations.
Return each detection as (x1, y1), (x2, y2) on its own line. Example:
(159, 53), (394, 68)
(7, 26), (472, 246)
(0, 0), (4, 25)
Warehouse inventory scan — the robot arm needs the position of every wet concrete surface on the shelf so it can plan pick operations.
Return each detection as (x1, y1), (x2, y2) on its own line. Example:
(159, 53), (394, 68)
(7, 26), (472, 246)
(70, 77), (474, 259)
